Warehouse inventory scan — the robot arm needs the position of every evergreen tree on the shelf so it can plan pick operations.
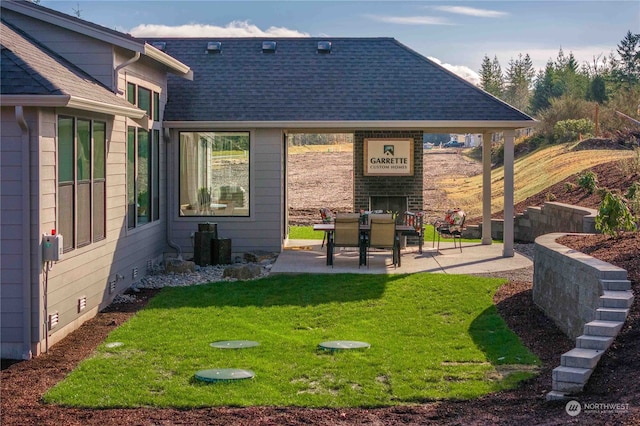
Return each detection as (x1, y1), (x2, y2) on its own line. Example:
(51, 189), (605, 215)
(504, 54), (534, 112)
(612, 30), (640, 86)
(479, 55), (503, 97)
(587, 75), (608, 103)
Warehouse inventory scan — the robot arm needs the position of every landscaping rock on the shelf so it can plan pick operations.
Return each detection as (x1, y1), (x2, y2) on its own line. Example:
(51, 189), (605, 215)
(223, 264), (262, 280)
(244, 250), (276, 263)
(164, 258), (195, 274)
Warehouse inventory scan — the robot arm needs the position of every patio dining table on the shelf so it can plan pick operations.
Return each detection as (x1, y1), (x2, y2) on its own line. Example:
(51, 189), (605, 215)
(313, 223), (416, 266)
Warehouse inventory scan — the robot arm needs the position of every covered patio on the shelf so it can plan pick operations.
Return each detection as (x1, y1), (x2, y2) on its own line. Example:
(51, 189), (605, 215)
(271, 238), (532, 275)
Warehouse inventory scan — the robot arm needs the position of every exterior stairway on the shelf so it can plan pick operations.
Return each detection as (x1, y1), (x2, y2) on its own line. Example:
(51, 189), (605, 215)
(547, 279), (634, 400)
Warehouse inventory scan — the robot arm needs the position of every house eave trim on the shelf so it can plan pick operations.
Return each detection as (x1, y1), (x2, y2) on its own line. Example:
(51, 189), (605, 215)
(1, 95), (71, 107)
(67, 97), (147, 118)
(1, 95), (146, 118)
(163, 119), (538, 131)
(144, 44), (193, 79)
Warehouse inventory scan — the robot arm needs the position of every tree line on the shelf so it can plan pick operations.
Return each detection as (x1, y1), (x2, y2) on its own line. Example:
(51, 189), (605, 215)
(479, 31), (640, 140)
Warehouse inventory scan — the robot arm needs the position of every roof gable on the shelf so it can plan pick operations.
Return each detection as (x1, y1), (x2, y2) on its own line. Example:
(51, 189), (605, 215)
(0, 19), (144, 117)
(152, 37), (533, 124)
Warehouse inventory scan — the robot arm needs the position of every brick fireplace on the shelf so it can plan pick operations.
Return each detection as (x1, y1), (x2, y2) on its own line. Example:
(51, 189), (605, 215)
(353, 130), (424, 214)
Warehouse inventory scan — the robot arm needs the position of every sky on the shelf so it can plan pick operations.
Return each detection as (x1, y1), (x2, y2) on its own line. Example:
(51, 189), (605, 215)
(41, 0), (639, 85)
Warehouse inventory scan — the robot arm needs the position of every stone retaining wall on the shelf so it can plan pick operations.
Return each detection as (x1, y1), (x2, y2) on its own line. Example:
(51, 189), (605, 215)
(532, 233), (628, 339)
(464, 202), (597, 243)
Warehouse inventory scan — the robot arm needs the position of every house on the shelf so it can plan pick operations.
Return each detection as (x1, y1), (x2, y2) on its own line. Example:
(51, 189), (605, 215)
(0, 0), (535, 359)
(1, 0), (191, 359)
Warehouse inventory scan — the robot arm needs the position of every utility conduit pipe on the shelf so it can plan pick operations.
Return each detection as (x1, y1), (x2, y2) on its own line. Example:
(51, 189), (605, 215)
(15, 106), (32, 359)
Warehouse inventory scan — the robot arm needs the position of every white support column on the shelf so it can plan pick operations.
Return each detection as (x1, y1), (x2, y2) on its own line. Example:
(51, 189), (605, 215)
(503, 130), (515, 257)
(481, 132), (492, 245)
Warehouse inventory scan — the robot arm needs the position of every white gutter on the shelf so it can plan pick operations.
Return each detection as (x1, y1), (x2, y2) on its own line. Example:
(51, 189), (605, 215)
(15, 106), (32, 360)
(67, 96), (146, 119)
(144, 44), (193, 80)
(1, 95), (145, 119)
(113, 52), (140, 94)
(1, 95), (70, 107)
(163, 119), (538, 131)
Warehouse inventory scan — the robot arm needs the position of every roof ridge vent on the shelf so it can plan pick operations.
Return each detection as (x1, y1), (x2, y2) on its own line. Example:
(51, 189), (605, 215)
(262, 41), (277, 53)
(317, 41), (332, 53)
(207, 41), (222, 53)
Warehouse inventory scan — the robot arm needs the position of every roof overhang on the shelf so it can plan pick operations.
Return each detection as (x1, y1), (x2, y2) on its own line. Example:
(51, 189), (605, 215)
(163, 120), (538, 132)
(144, 44), (193, 80)
(2, 1), (192, 80)
(1, 95), (146, 119)
(2, 1), (142, 51)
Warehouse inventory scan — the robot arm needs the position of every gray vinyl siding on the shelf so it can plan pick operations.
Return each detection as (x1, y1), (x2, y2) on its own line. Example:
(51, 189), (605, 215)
(168, 128), (284, 254)
(41, 86), (167, 347)
(0, 107), (35, 358)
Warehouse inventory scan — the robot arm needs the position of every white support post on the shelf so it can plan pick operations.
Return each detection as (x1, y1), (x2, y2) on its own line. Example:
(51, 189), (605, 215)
(503, 130), (515, 257)
(482, 132), (492, 245)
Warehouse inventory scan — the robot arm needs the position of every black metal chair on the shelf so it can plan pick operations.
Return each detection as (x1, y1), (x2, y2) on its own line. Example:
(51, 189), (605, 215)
(319, 207), (334, 248)
(402, 211), (425, 254)
(433, 209), (466, 252)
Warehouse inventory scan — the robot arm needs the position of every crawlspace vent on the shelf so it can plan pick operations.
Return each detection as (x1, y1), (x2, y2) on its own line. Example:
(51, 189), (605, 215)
(49, 312), (59, 329)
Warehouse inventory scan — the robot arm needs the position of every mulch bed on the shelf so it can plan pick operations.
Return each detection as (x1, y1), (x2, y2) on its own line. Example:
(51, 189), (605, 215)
(2, 232), (639, 425)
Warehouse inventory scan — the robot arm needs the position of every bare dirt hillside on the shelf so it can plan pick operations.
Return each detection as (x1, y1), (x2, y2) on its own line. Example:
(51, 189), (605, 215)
(288, 149), (481, 224)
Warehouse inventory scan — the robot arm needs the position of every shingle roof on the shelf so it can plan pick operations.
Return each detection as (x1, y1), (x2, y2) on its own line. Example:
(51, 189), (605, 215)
(151, 37), (533, 123)
(0, 19), (138, 112)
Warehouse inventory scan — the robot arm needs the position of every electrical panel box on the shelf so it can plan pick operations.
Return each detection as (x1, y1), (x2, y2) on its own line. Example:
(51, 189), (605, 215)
(43, 234), (63, 261)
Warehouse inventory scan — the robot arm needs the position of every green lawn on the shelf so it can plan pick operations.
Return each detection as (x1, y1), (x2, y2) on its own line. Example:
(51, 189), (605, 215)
(44, 273), (538, 408)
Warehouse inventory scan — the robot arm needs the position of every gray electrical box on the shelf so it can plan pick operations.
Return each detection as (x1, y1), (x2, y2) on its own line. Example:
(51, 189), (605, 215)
(43, 234), (63, 261)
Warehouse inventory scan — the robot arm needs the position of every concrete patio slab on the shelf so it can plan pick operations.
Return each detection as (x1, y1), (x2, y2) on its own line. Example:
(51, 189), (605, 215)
(271, 240), (532, 275)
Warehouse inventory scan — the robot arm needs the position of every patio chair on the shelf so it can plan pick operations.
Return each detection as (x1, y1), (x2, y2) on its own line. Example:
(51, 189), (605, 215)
(330, 213), (363, 267)
(319, 207), (334, 248)
(366, 215), (400, 267)
(433, 209), (466, 252)
(402, 211), (425, 254)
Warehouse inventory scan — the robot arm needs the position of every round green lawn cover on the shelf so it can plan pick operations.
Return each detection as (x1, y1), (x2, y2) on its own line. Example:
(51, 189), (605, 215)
(194, 368), (255, 382)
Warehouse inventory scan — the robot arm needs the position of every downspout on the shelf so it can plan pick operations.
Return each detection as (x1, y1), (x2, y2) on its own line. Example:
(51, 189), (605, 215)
(113, 52), (141, 94)
(164, 128), (183, 259)
(16, 106), (32, 360)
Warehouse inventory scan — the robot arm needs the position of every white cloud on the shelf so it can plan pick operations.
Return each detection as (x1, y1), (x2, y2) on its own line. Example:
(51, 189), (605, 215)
(428, 57), (480, 86)
(433, 6), (508, 18)
(129, 20), (309, 38)
(364, 14), (453, 25)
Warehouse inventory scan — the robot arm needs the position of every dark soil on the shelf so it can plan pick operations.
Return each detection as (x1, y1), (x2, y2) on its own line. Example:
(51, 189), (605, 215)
(2, 146), (639, 425)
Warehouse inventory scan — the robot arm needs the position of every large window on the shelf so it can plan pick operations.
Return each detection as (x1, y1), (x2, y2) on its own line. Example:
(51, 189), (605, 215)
(58, 116), (106, 252)
(179, 132), (250, 217)
(128, 127), (160, 228)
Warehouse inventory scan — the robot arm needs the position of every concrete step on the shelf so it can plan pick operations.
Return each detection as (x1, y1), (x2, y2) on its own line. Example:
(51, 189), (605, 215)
(584, 320), (624, 337)
(553, 380), (586, 393)
(561, 348), (604, 369)
(596, 307), (629, 322)
(600, 290), (634, 309)
(552, 365), (593, 384)
(546, 390), (568, 401)
(576, 334), (614, 350)
(600, 279), (632, 291)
